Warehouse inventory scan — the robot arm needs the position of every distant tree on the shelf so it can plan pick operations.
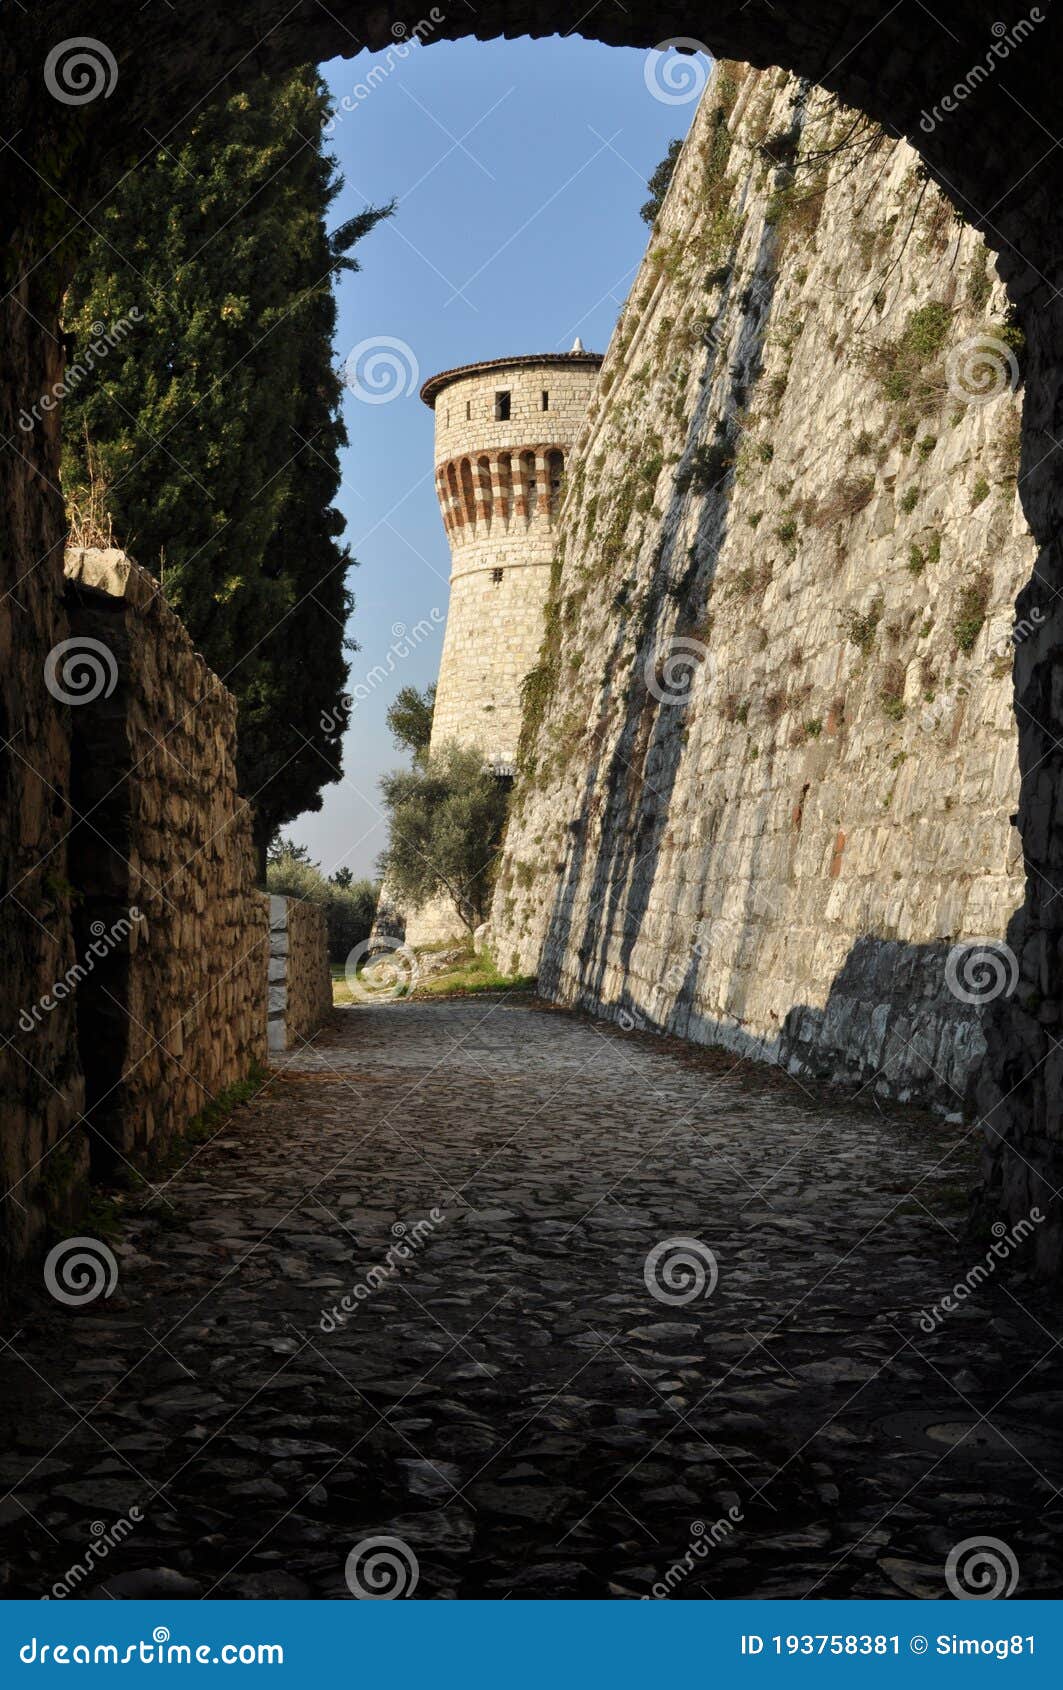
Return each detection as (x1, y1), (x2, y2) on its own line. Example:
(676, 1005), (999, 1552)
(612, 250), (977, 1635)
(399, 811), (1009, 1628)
(386, 683), (436, 763)
(266, 845), (377, 962)
(268, 835), (312, 864)
(380, 742), (509, 933)
(61, 68), (393, 867)
(641, 137), (683, 224)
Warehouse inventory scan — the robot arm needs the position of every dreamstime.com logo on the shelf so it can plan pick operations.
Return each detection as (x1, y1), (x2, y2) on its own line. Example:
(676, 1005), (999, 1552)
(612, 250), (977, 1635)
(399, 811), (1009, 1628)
(323, 12), (445, 131)
(20, 311), (143, 432)
(918, 11), (1046, 134)
(18, 908), (144, 1035)
(644, 1237), (718, 1304)
(43, 1510), (143, 1599)
(43, 1237), (119, 1307)
(645, 634), (715, 706)
(644, 39), (712, 106)
(44, 37), (118, 105)
(19, 1630), (283, 1665)
(643, 1509), (744, 1597)
(344, 1535), (419, 1599)
(945, 1536), (1020, 1599)
(945, 334), (1020, 405)
(44, 637), (118, 706)
(319, 1209), (445, 1332)
(319, 612), (443, 733)
(344, 935), (419, 1001)
(916, 1208), (1044, 1332)
(342, 337), (419, 404)
(916, 605), (1044, 738)
(944, 939), (1019, 1005)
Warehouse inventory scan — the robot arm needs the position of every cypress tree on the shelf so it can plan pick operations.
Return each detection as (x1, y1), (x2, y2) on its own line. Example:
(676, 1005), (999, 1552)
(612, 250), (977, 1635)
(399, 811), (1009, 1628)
(61, 68), (391, 865)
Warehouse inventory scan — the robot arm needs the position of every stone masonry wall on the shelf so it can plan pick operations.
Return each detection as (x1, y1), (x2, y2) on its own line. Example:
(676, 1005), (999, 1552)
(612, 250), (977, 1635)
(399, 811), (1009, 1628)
(268, 896), (332, 1053)
(491, 64), (1033, 1115)
(64, 547), (268, 1167)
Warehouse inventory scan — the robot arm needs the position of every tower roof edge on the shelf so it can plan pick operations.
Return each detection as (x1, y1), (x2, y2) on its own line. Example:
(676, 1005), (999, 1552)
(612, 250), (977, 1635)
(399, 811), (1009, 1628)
(420, 350), (603, 408)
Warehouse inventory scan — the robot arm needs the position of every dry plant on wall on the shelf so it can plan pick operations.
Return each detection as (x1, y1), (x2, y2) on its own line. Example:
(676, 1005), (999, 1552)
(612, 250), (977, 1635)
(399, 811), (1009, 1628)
(66, 427), (116, 552)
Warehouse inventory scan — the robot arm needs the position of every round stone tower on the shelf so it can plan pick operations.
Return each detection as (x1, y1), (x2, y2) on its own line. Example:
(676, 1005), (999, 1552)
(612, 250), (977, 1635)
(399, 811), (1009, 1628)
(422, 342), (603, 767)
(404, 342), (602, 947)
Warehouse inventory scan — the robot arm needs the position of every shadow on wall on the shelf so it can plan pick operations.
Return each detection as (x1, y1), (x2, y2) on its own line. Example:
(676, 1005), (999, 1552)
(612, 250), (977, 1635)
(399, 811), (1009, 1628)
(539, 139), (790, 1017)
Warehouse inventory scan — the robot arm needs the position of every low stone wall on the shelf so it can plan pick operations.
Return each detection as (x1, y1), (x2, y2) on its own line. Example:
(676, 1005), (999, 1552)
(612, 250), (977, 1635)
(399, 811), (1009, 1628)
(64, 547), (268, 1167)
(269, 896), (332, 1052)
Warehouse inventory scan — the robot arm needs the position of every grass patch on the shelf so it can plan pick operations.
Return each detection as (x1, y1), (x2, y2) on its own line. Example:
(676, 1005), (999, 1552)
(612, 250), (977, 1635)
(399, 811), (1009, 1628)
(411, 945), (536, 999)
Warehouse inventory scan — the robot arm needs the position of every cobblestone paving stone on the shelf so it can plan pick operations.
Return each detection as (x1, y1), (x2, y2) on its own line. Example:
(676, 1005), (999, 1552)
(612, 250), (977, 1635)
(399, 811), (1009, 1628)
(2, 997), (1062, 1599)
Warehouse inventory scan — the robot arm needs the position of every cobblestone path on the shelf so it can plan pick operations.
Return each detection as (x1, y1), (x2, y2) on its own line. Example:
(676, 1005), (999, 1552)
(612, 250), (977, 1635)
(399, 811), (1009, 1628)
(2, 998), (1061, 1599)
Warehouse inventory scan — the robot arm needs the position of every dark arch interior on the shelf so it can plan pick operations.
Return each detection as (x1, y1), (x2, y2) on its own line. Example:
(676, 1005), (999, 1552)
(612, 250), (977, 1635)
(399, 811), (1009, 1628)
(5, 4), (1063, 1266)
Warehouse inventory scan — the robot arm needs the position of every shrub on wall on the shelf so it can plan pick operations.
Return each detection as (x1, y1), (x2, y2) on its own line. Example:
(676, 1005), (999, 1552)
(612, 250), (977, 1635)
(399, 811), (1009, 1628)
(266, 842), (377, 963)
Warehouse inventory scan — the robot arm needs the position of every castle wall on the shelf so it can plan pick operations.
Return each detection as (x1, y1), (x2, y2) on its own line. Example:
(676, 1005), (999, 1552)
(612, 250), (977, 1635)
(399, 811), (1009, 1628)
(491, 65), (1032, 1114)
(64, 547), (268, 1166)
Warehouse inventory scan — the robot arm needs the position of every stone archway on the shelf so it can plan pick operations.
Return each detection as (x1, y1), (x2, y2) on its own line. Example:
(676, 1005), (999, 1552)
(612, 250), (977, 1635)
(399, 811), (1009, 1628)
(4, 2), (1063, 1270)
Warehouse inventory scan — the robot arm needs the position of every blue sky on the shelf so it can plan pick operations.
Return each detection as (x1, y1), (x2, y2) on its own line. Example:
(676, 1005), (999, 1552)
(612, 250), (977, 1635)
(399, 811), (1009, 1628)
(288, 35), (702, 880)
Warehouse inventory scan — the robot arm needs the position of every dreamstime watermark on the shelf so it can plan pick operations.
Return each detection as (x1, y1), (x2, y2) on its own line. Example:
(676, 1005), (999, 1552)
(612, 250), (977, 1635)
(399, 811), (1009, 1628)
(645, 634), (714, 706)
(18, 908), (144, 1035)
(644, 39), (712, 106)
(342, 337), (420, 404)
(319, 1209), (445, 1332)
(19, 1633), (283, 1666)
(919, 11), (1046, 134)
(944, 939), (1019, 1005)
(323, 13), (445, 132)
(19, 310), (143, 432)
(43, 1236), (119, 1307)
(44, 636), (118, 706)
(43, 1511), (143, 1599)
(642, 1509), (744, 1597)
(344, 1535), (419, 1598)
(918, 605), (1044, 736)
(945, 334), (1020, 405)
(343, 935), (419, 1002)
(916, 1209), (1044, 1332)
(644, 1236), (718, 1304)
(319, 612), (443, 733)
(44, 37), (117, 105)
(945, 1535), (1020, 1599)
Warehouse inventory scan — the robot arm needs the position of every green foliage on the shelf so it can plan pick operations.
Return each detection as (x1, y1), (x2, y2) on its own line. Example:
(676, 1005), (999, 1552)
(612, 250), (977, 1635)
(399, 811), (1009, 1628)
(900, 487), (920, 513)
(386, 684), (436, 763)
(775, 515), (799, 554)
(971, 474), (990, 507)
(380, 742), (510, 933)
(864, 301), (953, 425)
(675, 438), (734, 495)
(842, 598), (884, 654)
(641, 138), (683, 225)
(62, 70), (392, 857)
(952, 572), (991, 654)
(266, 841), (378, 963)
(600, 483), (639, 568)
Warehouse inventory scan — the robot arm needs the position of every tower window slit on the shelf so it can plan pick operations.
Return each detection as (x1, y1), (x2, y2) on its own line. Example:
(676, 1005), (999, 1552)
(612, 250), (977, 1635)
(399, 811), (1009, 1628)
(494, 390), (511, 421)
